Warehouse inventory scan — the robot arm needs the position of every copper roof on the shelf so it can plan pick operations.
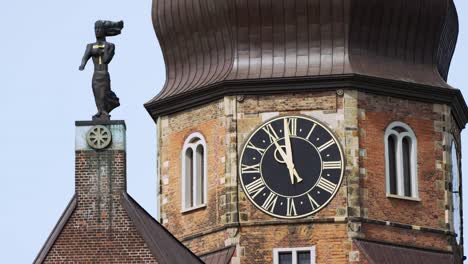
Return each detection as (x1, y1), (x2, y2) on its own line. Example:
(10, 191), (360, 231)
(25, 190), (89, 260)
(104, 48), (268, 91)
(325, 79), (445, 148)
(121, 193), (204, 264)
(147, 0), (460, 104)
(199, 246), (236, 264)
(355, 239), (454, 264)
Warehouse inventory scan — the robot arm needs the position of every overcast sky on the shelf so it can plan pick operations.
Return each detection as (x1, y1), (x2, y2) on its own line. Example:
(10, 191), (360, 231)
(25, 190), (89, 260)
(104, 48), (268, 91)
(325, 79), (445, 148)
(0, 1), (467, 263)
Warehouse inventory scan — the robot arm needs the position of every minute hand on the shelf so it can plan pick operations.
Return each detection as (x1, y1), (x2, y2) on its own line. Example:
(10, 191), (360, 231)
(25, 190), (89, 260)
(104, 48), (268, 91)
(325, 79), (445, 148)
(284, 119), (303, 184)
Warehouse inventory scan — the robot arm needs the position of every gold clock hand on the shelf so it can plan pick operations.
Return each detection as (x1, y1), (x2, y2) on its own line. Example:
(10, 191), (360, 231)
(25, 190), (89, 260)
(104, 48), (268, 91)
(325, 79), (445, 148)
(284, 119), (303, 184)
(271, 135), (294, 179)
(284, 119), (295, 184)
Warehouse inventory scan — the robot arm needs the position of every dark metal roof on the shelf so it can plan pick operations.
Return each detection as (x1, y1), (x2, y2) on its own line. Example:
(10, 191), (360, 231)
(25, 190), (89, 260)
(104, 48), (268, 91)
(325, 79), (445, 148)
(355, 239), (454, 264)
(121, 193), (204, 264)
(199, 246), (236, 264)
(146, 0), (466, 124)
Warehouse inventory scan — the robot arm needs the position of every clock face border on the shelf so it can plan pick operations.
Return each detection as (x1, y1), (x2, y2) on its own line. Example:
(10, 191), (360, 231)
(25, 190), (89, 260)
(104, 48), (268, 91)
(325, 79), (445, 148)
(239, 115), (346, 220)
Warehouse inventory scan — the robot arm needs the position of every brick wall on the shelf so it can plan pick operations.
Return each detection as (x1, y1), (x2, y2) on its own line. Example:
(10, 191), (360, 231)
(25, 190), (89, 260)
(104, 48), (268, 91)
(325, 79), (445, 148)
(44, 137), (157, 263)
(158, 90), (459, 262)
(358, 92), (456, 251)
(158, 91), (360, 263)
(239, 224), (349, 264)
(158, 100), (228, 256)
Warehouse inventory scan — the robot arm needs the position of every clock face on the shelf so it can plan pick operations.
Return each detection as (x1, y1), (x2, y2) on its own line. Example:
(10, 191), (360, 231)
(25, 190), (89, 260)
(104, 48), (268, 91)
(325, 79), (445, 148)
(239, 115), (345, 219)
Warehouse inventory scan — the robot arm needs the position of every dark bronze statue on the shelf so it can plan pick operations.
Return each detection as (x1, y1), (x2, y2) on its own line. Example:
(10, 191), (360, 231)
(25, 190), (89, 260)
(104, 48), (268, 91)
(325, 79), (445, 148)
(79, 20), (124, 120)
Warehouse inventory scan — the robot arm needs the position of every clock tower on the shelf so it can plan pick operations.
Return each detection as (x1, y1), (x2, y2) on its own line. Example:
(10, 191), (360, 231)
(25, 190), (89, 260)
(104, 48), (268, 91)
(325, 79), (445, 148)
(145, 0), (468, 263)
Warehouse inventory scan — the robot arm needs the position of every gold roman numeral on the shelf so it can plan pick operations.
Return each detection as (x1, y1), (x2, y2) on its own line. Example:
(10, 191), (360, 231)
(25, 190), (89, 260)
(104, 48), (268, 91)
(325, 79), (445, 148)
(245, 178), (265, 199)
(262, 193), (278, 213)
(323, 161), (342, 170)
(317, 139), (335, 152)
(287, 118), (298, 136)
(307, 193), (320, 209)
(262, 124), (280, 143)
(241, 163), (261, 174)
(286, 197), (297, 217)
(316, 177), (337, 193)
(306, 124), (317, 140)
(247, 142), (266, 155)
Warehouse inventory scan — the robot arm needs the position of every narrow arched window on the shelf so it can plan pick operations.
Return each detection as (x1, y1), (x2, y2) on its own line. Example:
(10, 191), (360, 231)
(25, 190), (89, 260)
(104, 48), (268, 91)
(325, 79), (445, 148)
(384, 122), (418, 199)
(388, 135), (397, 195)
(182, 133), (207, 211)
(450, 139), (461, 244)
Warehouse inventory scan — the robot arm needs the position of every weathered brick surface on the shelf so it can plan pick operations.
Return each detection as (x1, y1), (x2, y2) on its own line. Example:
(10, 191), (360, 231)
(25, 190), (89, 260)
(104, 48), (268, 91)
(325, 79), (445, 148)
(158, 100), (228, 256)
(159, 91), (359, 262)
(159, 90), (459, 262)
(361, 224), (448, 250)
(239, 224), (349, 264)
(183, 230), (228, 256)
(44, 150), (157, 264)
(358, 93), (455, 251)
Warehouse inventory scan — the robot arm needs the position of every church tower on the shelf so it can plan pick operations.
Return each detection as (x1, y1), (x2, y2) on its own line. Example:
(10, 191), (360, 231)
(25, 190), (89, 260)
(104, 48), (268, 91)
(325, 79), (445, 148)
(145, 0), (468, 263)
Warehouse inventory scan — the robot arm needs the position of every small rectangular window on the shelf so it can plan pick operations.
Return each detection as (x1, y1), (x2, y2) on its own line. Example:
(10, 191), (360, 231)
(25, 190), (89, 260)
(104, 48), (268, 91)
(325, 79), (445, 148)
(273, 247), (315, 264)
(279, 252), (292, 264)
(297, 251), (311, 264)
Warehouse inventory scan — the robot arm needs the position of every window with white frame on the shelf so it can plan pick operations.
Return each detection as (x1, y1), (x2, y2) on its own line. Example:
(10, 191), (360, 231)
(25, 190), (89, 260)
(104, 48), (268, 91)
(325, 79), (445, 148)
(450, 140), (461, 244)
(273, 247), (316, 264)
(384, 122), (418, 199)
(182, 133), (207, 211)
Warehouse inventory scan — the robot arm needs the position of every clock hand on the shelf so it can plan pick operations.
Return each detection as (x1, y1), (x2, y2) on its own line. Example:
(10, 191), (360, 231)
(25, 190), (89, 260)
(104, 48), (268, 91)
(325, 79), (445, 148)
(271, 136), (293, 176)
(272, 138), (302, 184)
(283, 119), (295, 184)
(270, 128), (302, 184)
(284, 119), (303, 184)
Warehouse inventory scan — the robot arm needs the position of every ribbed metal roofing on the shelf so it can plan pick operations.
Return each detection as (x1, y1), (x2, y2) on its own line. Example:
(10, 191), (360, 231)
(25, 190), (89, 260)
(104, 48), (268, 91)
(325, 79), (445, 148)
(148, 0), (458, 103)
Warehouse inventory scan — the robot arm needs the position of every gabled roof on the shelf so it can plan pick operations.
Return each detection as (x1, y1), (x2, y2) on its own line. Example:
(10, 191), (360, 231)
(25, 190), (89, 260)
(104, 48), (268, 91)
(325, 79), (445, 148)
(121, 192), (204, 264)
(34, 193), (204, 264)
(34, 196), (77, 264)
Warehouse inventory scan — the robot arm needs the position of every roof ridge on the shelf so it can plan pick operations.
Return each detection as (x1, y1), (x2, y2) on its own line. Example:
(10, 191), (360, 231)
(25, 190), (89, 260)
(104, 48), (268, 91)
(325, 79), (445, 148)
(33, 195), (77, 264)
(121, 192), (204, 264)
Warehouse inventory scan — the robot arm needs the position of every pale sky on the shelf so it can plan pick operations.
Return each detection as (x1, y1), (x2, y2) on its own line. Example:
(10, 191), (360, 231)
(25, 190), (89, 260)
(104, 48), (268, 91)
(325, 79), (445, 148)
(0, 1), (467, 263)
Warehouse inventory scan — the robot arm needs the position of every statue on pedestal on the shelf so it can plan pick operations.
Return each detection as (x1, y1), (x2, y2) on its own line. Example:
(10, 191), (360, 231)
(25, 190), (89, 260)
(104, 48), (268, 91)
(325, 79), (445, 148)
(79, 20), (124, 121)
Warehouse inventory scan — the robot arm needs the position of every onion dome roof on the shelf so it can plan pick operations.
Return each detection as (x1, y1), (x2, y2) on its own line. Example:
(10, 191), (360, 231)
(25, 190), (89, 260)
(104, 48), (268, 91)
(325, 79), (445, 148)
(145, 0), (468, 128)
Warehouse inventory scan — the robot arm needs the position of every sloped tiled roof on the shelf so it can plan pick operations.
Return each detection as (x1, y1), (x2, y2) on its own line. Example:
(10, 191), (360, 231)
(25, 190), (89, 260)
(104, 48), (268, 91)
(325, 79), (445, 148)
(121, 192), (204, 264)
(199, 246), (236, 264)
(355, 239), (454, 264)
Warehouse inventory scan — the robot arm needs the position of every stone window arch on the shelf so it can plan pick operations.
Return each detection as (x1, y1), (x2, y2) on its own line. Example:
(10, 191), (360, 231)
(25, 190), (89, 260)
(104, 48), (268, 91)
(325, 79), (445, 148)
(181, 132), (207, 211)
(384, 122), (418, 199)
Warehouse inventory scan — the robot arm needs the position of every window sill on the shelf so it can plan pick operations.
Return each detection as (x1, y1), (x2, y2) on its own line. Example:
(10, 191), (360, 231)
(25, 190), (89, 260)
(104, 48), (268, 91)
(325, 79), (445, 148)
(181, 204), (207, 214)
(386, 194), (421, 202)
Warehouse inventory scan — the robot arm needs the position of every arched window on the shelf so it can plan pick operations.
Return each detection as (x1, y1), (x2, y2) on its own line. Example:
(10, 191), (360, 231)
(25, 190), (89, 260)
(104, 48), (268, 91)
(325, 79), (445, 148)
(182, 133), (207, 211)
(384, 122), (418, 199)
(450, 139), (461, 244)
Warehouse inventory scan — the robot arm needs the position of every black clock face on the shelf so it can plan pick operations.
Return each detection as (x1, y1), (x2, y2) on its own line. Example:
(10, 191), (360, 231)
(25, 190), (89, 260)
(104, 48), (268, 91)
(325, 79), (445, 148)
(239, 115), (345, 219)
